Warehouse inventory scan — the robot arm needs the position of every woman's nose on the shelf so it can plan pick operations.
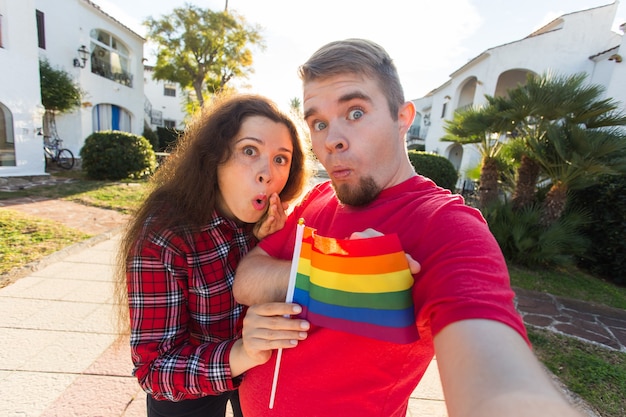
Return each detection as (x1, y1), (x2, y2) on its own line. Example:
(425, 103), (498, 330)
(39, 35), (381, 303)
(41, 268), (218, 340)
(257, 162), (271, 184)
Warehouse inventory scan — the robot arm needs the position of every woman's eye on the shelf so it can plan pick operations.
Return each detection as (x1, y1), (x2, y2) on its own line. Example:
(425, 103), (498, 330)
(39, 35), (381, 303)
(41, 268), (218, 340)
(243, 146), (257, 156)
(348, 109), (364, 120)
(274, 155), (290, 165)
(313, 121), (327, 131)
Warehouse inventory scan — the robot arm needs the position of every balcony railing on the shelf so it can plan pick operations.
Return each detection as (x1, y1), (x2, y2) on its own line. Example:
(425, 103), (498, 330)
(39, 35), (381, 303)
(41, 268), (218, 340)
(91, 56), (133, 88)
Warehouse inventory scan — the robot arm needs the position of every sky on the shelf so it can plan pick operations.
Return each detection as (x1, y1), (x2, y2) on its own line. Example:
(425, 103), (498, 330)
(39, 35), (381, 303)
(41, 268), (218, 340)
(91, 0), (626, 110)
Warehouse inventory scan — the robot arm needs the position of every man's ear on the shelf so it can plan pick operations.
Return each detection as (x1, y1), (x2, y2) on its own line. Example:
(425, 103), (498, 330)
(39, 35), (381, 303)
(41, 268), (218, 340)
(398, 101), (416, 138)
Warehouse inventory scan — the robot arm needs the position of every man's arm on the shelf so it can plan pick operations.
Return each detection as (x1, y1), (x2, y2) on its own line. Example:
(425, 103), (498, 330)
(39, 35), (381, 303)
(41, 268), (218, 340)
(434, 319), (583, 417)
(233, 246), (291, 306)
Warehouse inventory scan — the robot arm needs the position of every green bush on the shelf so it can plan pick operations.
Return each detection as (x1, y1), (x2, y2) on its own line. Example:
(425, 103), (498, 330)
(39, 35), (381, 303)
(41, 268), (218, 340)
(156, 126), (184, 152)
(570, 174), (626, 285)
(482, 200), (590, 268)
(407, 150), (458, 192)
(80, 131), (156, 180)
(142, 124), (160, 152)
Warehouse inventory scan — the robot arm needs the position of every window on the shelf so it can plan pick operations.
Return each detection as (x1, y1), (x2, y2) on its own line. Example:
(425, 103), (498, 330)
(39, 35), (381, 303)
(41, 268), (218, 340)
(36, 10), (45, 49)
(0, 102), (16, 166)
(0, 13), (4, 48)
(441, 102), (447, 118)
(90, 29), (132, 87)
(164, 84), (176, 97)
(164, 119), (177, 129)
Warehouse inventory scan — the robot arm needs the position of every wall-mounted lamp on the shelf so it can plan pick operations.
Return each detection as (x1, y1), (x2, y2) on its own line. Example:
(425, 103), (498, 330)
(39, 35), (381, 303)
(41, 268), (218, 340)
(73, 45), (90, 68)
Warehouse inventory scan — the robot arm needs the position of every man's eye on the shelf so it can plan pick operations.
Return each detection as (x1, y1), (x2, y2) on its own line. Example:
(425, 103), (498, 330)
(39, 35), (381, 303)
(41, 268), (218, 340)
(313, 121), (327, 131)
(348, 109), (364, 120)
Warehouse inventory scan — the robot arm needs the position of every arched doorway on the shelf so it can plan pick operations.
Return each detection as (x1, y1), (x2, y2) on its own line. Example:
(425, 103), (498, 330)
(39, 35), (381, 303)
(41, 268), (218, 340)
(92, 104), (132, 132)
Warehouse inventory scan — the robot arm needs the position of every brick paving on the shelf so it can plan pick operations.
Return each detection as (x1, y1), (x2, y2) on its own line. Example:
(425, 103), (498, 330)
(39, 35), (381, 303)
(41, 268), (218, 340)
(515, 288), (626, 352)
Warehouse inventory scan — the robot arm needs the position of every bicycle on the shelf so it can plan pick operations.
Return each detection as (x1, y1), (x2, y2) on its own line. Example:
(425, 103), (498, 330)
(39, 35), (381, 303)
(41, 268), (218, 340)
(43, 136), (75, 170)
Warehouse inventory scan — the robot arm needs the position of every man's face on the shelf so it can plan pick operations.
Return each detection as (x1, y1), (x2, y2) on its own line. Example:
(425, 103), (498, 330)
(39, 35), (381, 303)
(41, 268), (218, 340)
(303, 73), (410, 206)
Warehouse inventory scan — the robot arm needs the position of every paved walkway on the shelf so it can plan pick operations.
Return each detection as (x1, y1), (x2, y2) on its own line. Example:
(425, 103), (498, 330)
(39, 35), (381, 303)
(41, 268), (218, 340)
(1, 186), (625, 416)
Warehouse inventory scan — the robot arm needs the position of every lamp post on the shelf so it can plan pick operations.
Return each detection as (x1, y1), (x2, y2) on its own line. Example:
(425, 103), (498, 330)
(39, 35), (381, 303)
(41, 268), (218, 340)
(73, 45), (90, 68)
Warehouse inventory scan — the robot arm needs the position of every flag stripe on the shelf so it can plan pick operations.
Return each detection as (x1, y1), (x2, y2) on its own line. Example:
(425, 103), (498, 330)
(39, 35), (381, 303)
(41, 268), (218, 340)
(297, 261), (413, 293)
(295, 290), (416, 327)
(302, 307), (420, 344)
(297, 275), (414, 309)
(301, 242), (410, 274)
(306, 231), (405, 257)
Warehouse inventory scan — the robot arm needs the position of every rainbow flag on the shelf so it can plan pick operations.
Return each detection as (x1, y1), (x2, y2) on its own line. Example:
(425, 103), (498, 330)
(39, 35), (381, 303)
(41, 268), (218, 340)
(291, 224), (419, 344)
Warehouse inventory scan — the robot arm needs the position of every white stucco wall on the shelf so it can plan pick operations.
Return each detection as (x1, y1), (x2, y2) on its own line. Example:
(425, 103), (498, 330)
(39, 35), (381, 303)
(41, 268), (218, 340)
(410, 2), (625, 185)
(143, 67), (187, 131)
(35, 0), (145, 157)
(0, 0), (46, 177)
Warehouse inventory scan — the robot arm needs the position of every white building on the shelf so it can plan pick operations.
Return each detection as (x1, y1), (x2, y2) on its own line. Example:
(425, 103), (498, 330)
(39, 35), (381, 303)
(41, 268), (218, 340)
(410, 2), (626, 188)
(1, 0), (145, 178)
(0, 0), (45, 176)
(143, 65), (187, 132)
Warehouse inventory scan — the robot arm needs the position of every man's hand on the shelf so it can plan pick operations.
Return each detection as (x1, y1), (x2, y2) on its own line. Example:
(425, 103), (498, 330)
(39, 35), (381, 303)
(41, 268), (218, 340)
(254, 193), (289, 240)
(349, 228), (421, 275)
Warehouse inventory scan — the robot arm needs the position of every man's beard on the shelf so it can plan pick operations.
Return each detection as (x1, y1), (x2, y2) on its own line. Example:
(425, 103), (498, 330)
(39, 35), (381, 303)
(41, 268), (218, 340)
(332, 176), (381, 206)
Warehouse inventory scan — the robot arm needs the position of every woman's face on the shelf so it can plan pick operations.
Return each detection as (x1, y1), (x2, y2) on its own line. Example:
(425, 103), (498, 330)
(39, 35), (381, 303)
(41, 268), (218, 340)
(216, 115), (294, 224)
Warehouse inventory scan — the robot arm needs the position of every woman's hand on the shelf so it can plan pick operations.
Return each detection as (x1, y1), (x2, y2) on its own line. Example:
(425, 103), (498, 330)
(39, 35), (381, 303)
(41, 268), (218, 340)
(254, 193), (289, 240)
(229, 303), (309, 376)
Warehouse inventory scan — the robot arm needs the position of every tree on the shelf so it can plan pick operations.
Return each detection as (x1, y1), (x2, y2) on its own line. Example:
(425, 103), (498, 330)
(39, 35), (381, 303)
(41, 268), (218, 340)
(532, 123), (626, 225)
(486, 72), (626, 213)
(443, 106), (504, 208)
(144, 5), (264, 109)
(39, 59), (82, 138)
(446, 72), (626, 223)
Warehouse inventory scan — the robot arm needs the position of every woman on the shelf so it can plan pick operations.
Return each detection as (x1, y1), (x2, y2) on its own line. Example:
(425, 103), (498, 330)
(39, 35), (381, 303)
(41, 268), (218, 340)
(115, 94), (311, 417)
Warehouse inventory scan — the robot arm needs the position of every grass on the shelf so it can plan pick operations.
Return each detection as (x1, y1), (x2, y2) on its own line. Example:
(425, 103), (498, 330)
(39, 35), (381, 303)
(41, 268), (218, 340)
(0, 209), (91, 279)
(509, 263), (626, 311)
(1, 171), (625, 416)
(0, 170), (149, 214)
(529, 328), (626, 417)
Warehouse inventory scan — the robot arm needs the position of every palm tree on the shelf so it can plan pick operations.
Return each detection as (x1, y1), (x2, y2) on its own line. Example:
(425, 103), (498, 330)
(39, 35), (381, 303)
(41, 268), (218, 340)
(532, 124), (626, 225)
(478, 72), (626, 216)
(444, 106), (504, 208)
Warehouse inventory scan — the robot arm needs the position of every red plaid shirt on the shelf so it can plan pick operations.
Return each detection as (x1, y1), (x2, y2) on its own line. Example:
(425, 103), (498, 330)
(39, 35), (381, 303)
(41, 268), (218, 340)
(127, 211), (256, 401)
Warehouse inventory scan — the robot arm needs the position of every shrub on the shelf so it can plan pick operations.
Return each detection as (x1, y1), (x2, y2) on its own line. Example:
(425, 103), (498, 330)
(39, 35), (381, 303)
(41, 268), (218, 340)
(570, 174), (626, 285)
(80, 131), (156, 180)
(407, 150), (458, 192)
(142, 124), (160, 152)
(156, 126), (184, 152)
(482, 200), (590, 268)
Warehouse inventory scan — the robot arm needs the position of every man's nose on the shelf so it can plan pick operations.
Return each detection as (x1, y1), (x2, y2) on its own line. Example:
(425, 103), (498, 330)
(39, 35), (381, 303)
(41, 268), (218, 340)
(325, 124), (347, 152)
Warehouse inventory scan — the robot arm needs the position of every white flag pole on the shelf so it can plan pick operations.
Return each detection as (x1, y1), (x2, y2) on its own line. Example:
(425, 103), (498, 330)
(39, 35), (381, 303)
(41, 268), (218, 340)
(269, 219), (305, 409)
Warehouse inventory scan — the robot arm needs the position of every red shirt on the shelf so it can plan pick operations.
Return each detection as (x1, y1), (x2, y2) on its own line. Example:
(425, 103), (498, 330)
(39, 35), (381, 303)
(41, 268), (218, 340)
(240, 177), (527, 416)
(127, 211), (255, 401)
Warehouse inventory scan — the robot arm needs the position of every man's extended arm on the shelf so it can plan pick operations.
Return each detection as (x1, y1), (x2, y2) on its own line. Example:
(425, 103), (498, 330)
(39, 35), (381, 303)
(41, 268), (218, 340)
(233, 246), (291, 306)
(434, 319), (584, 417)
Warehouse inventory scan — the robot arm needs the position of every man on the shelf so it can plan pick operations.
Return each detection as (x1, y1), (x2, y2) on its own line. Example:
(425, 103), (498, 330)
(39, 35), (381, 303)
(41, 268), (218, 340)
(234, 39), (583, 417)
